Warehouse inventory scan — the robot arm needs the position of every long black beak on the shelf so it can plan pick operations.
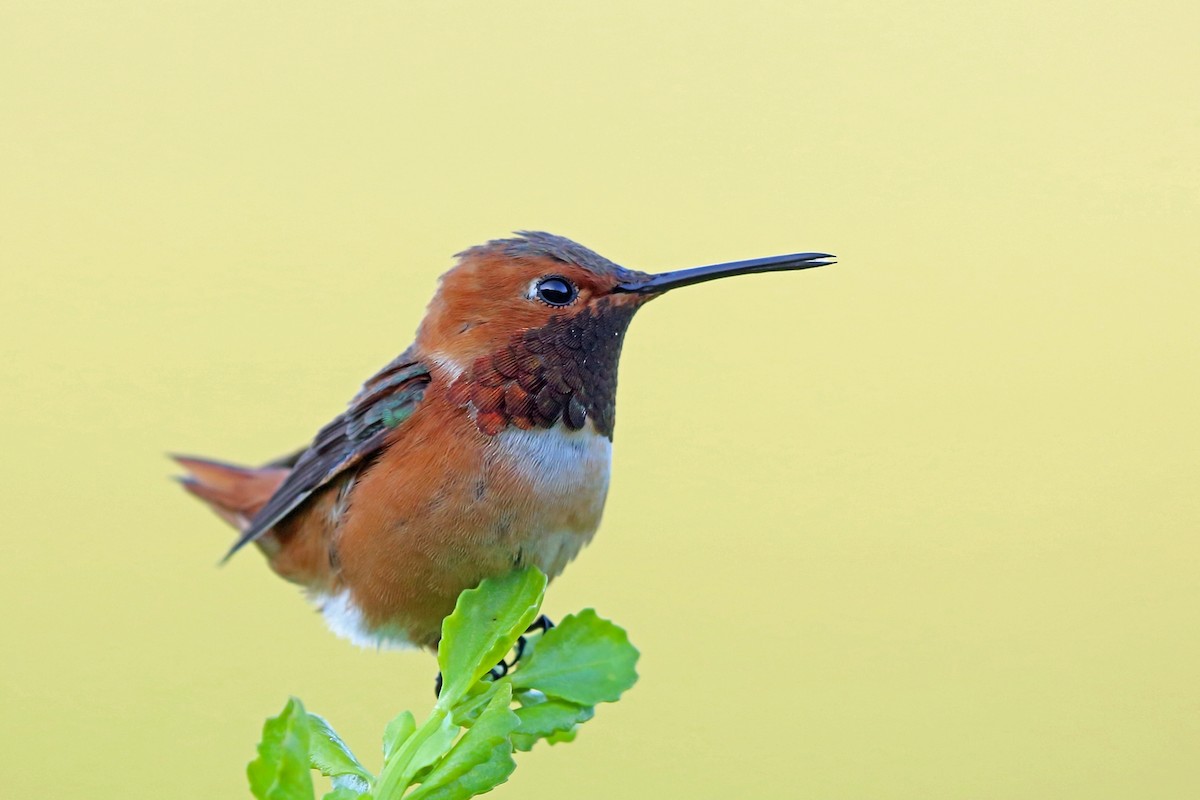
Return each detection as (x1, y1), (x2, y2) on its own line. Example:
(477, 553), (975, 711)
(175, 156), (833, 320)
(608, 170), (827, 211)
(615, 251), (834, 294)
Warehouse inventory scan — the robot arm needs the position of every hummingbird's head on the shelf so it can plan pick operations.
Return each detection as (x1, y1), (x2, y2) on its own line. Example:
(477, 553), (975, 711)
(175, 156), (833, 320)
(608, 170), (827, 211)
(416, 232), (648, 375)
(417, 231), (832, 438)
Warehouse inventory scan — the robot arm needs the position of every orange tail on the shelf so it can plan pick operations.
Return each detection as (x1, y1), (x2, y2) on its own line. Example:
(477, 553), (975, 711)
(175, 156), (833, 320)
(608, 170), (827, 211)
(173, 455), (290, 532)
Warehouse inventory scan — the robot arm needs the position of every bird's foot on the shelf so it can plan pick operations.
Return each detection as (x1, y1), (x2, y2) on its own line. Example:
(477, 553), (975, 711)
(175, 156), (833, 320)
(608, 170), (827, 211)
(486, 614), (555, 679)
(434, 615), (556, 696)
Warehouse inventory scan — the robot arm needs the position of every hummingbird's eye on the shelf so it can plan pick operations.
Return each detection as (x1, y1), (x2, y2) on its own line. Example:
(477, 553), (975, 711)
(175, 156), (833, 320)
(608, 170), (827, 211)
(534, 276), (578, 307)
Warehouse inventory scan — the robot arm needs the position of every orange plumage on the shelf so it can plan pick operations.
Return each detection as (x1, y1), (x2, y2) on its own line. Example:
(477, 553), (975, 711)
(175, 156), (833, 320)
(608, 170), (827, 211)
(176, 232), (832, 649)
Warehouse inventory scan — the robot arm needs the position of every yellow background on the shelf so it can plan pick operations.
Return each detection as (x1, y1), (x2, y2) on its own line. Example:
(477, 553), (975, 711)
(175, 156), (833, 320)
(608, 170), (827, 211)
(2, 2), (1197, 797)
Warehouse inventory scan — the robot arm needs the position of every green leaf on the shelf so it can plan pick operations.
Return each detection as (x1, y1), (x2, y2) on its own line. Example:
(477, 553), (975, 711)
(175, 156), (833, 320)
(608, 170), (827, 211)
(508, 731), (535, 753)
(408, 684), (520, 800)
(513, 724), (582, 751)
(512, 699), (594, 750)
(404, 713), (460, 782)
(449, 680), (502, 727)
(406, 744), (515, 800)
(322, 785), (371, 800)
(510, 609), (639, 705)
(543, 727), (580, 745)
(305, 713), (373, 786)
(437, 568), (547, 705)
(381, 710), (416, 761)
(374, 707), (460, 800)
(248, 697), (317, 800)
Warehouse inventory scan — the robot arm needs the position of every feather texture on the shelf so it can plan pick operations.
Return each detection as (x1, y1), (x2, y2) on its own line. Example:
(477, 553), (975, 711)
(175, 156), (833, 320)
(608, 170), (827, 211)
(224, 352), (431, 558)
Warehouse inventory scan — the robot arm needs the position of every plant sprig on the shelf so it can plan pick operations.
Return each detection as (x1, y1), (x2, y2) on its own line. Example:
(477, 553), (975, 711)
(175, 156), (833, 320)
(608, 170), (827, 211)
(247, 568), (639, 799)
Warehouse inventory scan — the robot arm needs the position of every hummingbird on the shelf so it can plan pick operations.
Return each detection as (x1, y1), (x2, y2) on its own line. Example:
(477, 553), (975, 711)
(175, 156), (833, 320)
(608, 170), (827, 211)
(176, 232), (832, 651)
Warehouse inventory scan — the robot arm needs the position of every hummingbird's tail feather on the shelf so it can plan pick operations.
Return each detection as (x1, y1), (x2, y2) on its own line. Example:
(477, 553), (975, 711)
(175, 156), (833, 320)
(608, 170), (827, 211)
(172, 455), (290, 533)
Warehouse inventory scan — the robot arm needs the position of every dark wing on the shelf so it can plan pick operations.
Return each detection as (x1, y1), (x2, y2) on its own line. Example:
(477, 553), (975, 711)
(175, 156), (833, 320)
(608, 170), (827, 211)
(223, 351), (432, 560)
(262, 448), (307, 469)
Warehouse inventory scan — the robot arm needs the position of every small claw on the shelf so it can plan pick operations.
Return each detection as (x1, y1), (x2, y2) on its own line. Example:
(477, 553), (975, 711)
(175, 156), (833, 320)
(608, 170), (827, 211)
(510, 635), (528, 666)
(486, 660), (510, 681)
(447, 615), (559, 693)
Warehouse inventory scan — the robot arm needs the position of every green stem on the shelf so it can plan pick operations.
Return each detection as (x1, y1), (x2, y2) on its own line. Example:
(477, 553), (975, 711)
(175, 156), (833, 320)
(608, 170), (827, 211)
(374, 660), (507, 797)
(374, 703), (452, 799)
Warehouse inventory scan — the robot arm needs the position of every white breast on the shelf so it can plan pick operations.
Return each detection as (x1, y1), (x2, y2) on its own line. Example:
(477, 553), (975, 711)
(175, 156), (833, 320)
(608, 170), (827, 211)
(491, 425), (613, 575)
(493, 424), (612, 498)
